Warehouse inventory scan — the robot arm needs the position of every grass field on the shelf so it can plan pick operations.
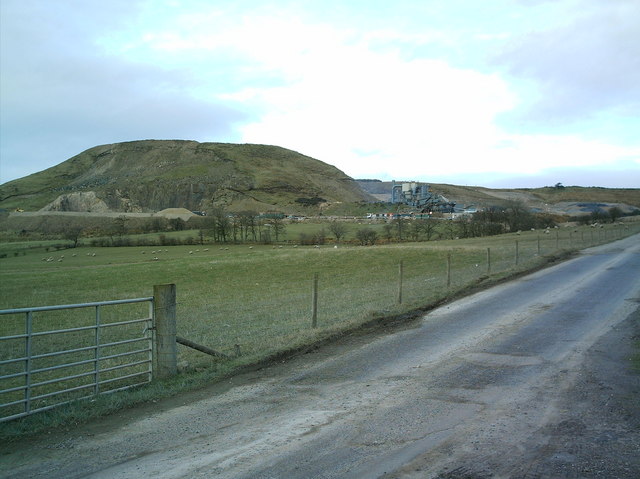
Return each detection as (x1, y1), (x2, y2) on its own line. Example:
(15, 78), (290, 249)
(1, 222), (639, 437)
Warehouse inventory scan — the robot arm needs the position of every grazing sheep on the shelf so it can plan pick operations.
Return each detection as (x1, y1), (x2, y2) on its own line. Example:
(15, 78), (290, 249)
(189, 251), (193, 254)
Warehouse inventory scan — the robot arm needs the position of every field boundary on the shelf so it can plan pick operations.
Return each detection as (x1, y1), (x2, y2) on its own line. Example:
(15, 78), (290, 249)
(0, 297), (154, 422)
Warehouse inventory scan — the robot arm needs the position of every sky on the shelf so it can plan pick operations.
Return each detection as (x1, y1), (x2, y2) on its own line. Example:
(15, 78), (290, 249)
(1, 0), (639, 188)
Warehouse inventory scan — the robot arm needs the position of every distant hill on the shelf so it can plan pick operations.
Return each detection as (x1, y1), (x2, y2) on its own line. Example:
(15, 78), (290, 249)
(357, 181), (640, 216)
(0, 140), (374, 213)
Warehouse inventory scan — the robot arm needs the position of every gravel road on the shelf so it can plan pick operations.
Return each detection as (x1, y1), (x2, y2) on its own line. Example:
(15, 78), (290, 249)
(2, 235), (639, 479)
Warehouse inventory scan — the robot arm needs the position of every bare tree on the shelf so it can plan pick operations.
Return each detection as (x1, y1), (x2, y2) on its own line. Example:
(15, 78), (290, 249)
(61, 220), (85, 248)
(328, 220), (347, 243)
(608, 207), (623, 223)
(269, 216), (286, 242)
(356, 227), (378, 245)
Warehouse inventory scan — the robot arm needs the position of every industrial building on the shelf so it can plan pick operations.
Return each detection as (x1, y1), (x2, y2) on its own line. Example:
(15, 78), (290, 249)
(391, 181), (455, 213)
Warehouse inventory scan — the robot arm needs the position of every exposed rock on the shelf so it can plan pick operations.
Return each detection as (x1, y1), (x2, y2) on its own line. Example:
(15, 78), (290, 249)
(40, 191), (110, 213)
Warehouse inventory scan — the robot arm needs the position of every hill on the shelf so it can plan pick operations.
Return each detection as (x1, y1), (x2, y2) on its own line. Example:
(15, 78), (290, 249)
(357, 180), (640, 216)
(0, 140), (374, 213)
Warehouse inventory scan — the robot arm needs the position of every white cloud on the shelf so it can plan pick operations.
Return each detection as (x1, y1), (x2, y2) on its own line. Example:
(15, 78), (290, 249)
(2, 0), (638, 187)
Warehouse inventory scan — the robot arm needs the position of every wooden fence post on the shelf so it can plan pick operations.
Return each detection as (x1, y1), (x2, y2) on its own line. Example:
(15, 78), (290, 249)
(515, 240), (519, 265)
(486, 247), (491, 275)
(397, 260), (404, 304)
(154, 284), (177, 379)
(311, 273), (318, 328)
(537, 235), (541, 255)
(446, 253), (452, 289)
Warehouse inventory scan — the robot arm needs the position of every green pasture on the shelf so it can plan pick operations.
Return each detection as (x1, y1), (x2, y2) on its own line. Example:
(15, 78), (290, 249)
(1, 222), (638, 434)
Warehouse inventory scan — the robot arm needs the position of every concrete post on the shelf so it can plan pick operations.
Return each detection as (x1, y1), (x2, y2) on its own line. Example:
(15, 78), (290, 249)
(153, 283), (177, 378)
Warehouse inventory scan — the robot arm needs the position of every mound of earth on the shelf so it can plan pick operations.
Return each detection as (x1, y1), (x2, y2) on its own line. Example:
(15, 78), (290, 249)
(155, 208), (197, 220)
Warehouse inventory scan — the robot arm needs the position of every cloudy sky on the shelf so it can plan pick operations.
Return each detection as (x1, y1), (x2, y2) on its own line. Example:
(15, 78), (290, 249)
(1, 0), (639, 188)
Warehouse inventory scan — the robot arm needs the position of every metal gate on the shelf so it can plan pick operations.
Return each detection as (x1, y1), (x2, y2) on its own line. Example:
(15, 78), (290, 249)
(0, 297), (154, 422)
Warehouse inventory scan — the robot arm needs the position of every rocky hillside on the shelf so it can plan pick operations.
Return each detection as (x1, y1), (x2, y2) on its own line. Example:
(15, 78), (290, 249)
(0, 141), (374, 213)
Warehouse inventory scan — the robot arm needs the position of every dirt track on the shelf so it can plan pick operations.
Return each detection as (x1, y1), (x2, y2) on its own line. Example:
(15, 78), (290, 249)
(1, 235), (639, 478)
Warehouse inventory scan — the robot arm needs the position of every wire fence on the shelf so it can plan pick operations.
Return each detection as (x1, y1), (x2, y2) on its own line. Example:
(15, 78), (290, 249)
(171, 225), (640, 366)
(1, 223), (637, 418)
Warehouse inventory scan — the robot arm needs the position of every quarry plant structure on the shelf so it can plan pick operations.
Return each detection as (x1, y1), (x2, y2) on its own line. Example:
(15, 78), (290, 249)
(391, 181), (456, 213)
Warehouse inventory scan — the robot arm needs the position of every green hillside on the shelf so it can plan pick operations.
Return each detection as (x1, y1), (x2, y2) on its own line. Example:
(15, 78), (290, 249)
(0, 141), (373, 213)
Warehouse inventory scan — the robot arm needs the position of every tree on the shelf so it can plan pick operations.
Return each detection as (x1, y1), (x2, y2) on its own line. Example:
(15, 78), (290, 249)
(169, 218), (186, 231)
(608, 207), (623, 223)
(237, 210), (258, 242)
(328, 220), (347, 243)
(356, 227), (378, 245)
(504, 200), (535, 231)
(421, 218), (436, 241)
(392, 217), (407, 240)
(113, 215), (128, 236)
(205, 207), (231, 243)
(61, 220), (85, 248)
(269, 216), (286, 242)
(382, 223), (394, 242)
